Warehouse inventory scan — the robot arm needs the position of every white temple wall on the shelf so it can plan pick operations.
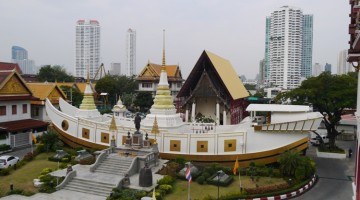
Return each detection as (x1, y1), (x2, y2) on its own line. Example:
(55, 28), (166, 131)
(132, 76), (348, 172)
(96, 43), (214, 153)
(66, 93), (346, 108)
(245, 132), (308, 153)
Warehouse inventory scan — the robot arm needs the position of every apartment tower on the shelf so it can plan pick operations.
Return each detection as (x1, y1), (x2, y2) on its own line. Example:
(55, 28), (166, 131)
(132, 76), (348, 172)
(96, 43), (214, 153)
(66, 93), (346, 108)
(75, 20), (100, 79)
(265, 6), (313, 89)
(126, 28), (136, 77)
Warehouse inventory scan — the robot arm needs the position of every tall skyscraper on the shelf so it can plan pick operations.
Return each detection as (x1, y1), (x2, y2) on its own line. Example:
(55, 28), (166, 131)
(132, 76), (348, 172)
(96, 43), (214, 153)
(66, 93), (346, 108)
(126, 28), (136, 77)
(324, 63), (332, 73)
(337, 49), (353, 74)
(11, 46), (35, 74)
(12, 46), (28, 60)
(301, 14), (313, 78)
(264, 17), (271, 86)
(75, 20), (100, 79)
(265, 6), (313, 89)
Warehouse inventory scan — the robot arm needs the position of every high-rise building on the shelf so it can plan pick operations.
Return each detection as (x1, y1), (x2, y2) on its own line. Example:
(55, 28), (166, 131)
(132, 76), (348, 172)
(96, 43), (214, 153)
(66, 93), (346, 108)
(301, 14), (313, 78)
(337, 49), (353, 75)
(126, 28), (136, 77)
(12, 46), (28, 60)
(265, 6), (313, 89)
(264, 17), (271, 84)
(11, 46), (36, 74)
(313, 63), (322, 77)
(324, 63), (332, 73)
(109, 62), (121, 76)
(75, 20), (100, 79)
(258, 59), (265, 87)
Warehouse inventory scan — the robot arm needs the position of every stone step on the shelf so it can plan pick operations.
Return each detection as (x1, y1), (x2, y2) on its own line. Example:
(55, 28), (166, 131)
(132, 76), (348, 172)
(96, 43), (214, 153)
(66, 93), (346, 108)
(63, 178), (115, 197)
(95, 169), (124, 175)
(96, 166), (129, 171)
(63, 186), (111, 197)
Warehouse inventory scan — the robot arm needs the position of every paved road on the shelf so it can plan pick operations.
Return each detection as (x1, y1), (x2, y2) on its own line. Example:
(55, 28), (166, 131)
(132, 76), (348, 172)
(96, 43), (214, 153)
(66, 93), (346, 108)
(295, 140), (355, 200)
(0, 146), (33, 160)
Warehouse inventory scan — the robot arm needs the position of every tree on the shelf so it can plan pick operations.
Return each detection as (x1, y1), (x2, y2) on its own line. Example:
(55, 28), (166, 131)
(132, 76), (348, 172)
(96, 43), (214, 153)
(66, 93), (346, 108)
(274, 72), (357, 148)
(95, 75), (138, 107)
(133, 92), (153, 113)
(60, 86), (83, 108)
(38, 65), (74, 82)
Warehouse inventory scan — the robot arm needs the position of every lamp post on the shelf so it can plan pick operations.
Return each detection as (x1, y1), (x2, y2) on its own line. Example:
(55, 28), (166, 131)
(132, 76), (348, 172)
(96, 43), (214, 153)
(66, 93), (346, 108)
(217, 171), (221, 200)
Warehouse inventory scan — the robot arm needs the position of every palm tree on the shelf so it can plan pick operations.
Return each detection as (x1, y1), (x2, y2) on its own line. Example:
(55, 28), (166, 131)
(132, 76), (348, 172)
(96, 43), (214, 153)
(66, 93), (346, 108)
(278, 150), (302, 177)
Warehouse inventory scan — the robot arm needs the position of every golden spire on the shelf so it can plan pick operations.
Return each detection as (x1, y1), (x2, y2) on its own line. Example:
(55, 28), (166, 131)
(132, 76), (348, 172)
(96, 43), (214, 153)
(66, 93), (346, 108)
(86, 65), (90, 84)
(151, 116), (159, 144)
(109, 114), (117, 131)
(161, 29), (166, 71)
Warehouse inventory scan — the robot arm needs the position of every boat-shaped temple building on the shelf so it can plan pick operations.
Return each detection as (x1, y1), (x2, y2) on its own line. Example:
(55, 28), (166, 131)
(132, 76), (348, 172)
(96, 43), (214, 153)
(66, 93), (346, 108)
(46, 49), (323, 166)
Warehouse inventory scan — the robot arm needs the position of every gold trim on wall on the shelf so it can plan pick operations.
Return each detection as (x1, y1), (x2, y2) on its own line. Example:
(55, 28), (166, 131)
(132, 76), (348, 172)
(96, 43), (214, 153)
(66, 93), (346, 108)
(224, 139), (236, 152)
(82, 128), (90, 139)
(170, 140), (181, 152)
(122, 136), (127, 145)
(101, 132), (109, 143)
(197, 141), (208, 152)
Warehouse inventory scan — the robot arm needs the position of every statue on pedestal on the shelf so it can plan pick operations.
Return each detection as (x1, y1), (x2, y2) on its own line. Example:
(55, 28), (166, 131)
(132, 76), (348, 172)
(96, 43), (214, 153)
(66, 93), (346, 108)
(134, 113), (141, 133)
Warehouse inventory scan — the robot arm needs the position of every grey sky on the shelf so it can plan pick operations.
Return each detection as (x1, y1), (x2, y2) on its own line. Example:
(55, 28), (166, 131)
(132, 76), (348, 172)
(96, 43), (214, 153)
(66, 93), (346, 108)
(0, 0), (350, 79)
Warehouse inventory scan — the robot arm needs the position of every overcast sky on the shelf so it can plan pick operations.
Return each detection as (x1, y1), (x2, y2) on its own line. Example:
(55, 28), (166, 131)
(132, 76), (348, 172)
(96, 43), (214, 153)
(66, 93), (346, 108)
(0, 0), (350, 79)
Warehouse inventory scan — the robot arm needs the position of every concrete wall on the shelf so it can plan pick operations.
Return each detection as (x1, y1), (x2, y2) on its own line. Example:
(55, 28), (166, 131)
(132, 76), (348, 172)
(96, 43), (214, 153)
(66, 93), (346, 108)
(0, 101), (31, 122)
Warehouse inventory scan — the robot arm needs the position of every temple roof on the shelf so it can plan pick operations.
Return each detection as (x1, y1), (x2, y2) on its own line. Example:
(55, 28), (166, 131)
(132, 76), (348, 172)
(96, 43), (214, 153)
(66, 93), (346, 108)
(0, 70), (37, 101)
(0, 62), (23, 74)
(177, 50), (249, 100)
(27, 82), (67, 101)
(136, 63), (183, 82)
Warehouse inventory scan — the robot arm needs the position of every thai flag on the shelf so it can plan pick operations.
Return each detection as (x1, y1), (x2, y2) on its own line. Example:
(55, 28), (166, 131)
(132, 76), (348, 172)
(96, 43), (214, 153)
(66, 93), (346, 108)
(185, 166), (192, 183)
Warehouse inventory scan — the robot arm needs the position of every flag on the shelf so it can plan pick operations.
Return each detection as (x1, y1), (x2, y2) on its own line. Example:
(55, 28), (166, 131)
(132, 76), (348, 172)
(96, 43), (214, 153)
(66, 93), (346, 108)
(152, 189), (156, 200)
(233, 157), (239, 175)
(185, 166), (192, 183)
(31, 133), (37, 144)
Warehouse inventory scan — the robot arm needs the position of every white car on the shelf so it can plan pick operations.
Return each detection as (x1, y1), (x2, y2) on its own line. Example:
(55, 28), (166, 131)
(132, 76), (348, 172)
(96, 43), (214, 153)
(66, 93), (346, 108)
(0, 155), (19, 169)
(310, 135), (329, 146)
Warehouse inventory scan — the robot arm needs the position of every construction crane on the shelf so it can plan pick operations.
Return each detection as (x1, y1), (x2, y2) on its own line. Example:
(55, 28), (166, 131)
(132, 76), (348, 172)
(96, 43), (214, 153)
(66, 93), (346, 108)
(93, 63), (107, 81)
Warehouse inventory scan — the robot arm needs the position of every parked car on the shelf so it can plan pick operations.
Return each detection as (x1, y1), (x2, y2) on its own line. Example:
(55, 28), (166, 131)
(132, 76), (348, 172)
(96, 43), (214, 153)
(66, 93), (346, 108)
(310, 135), (329, 146)
(0, 155), (19, 169)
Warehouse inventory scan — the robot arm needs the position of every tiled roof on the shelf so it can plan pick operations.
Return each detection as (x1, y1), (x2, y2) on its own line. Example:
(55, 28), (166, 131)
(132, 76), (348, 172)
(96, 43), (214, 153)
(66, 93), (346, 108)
(0, 62), (22, 74)
(136, 63), (183, 81)
(0, 119), (48, 132)
(27, 83), (66, 101)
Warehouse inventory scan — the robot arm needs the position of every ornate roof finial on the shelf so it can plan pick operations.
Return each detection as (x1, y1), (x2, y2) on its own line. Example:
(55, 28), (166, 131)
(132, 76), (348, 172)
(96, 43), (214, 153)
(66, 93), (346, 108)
(161, 29), (166, 71)
(86, 65), (90, 84)
(151, 116), (159, 144)
(109, 114), (117, 131)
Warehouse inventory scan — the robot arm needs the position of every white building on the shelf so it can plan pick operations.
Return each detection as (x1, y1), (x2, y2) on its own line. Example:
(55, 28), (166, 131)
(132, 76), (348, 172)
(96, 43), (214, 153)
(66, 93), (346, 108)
(313, 63), (322, 77)
(75, 20), (101, 80)
(267, 6), (312, 89)
(337, 49), (353, 75)
(109, 62), (121, 76)
(126, 28), (136, 77)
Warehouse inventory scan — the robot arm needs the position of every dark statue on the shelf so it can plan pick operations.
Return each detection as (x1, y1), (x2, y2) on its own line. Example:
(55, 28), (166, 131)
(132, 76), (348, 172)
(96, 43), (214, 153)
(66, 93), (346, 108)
(134, 113), (141, 132)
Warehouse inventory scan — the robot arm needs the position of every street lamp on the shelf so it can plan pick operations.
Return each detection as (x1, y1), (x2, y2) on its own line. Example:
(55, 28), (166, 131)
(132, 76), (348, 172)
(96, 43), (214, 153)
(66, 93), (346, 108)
(217, 171), (221, 200)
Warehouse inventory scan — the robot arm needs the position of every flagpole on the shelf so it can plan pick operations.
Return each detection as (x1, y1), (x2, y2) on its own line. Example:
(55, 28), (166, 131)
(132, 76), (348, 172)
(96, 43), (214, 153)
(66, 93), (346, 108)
(239, 167), (242, 192)
(188, 180), (190, 200)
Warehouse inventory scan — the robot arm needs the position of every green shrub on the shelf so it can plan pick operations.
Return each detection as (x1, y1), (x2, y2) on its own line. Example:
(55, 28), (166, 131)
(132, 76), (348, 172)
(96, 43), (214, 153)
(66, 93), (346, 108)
(0, 168), (11, 176)
(159, 184), (173, 194)
(61, 157), (69, 162)
(0, 144), (11, 151)
(196, 175), (205, 184)
(59, 162), (68, 169)
(202, 172), (211, 179)
(40, 168), (53, 175)
(157, 175), (175, 185)
(174, 157), (186, 166)
(23, 152), (35, 161)
(36, 143), (46, 153)
(6, 188), (24, 195)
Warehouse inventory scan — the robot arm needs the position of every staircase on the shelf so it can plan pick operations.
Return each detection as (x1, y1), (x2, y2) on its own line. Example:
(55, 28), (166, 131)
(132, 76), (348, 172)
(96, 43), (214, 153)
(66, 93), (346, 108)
(94, 155), (133, 175)
(63, 177), (114, 197)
